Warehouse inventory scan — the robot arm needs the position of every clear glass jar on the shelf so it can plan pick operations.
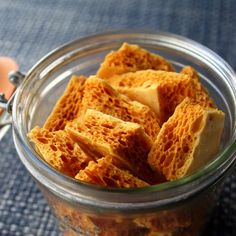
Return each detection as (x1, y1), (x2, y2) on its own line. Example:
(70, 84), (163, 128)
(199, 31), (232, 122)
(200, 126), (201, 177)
(11, 31), (236, 236)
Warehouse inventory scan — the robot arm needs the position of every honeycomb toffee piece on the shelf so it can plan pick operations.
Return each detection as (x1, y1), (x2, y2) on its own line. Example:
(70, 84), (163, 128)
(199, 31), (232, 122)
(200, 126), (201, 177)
(28, 126), (92, 177)
(43, 75), (86, 131)
(106, 70), (195, 123)
(76, 156), (149, 188)
(66, 109), (161, 183)
(79, 76), (160, 141)
(180, 66), (216, 108)
(28, 43), (225, 191)
(133, 209), (191, 234)
(97, 42), (175, 79)
(148, 98), (225, 181)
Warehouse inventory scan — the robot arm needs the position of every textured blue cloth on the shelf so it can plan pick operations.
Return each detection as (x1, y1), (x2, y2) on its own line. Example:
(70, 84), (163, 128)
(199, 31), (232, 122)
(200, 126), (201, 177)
(0, 0), (235, 235)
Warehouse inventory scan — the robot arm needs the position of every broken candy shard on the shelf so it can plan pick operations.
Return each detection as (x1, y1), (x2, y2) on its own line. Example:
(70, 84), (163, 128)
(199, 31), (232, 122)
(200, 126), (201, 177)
(97, 42), (175, 79)
(43, 75), (86, 131)
(180, 66), (216, 108)
(76, 156), (149, 188)
(28, 126), (92, 177)
(148, 98), (225, 181)
(79, 76), (160, 141)
(106, 69), (195, 124)
(66, 109), (162, 184)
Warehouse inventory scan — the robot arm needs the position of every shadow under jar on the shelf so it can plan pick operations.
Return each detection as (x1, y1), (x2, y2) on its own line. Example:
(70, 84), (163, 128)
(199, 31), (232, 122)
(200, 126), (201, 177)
(12, 31), (236, 236)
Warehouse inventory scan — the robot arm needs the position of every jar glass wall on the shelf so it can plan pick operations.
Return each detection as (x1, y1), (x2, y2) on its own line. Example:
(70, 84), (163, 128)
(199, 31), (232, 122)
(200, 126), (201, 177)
(12, 31), (236, 236)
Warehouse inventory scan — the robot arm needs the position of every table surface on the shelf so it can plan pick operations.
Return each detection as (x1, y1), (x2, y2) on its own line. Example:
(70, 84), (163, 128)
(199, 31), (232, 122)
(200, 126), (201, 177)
(0, 0), (235, 235)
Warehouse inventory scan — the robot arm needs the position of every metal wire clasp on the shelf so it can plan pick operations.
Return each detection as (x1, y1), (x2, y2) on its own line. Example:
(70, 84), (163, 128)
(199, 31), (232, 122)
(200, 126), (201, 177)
(0, 71), (25, 114)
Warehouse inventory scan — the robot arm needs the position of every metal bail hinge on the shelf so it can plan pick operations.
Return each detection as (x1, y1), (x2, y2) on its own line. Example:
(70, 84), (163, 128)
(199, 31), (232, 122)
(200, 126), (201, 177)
(0, 70), (25, 113)
(8, 71), (25, 87)
(0, 93), (8, 110)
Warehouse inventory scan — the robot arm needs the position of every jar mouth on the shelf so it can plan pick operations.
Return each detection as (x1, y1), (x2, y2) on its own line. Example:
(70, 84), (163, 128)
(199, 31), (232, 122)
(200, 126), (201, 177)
(12, 30), (236, 207)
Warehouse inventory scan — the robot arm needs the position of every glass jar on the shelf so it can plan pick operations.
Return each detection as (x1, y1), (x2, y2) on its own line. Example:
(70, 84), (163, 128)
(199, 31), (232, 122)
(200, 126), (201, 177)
(9, 31), (236, 236)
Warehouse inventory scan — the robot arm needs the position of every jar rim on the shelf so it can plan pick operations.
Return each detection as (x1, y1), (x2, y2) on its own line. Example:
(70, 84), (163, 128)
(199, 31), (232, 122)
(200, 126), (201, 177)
(12, 30), (236, 209)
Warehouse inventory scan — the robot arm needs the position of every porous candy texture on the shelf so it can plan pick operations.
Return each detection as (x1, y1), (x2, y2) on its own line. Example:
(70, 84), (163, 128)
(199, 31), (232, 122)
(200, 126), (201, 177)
(97, 43), (175, 79)
(29, 44), (225, 189)
(148, 98), (224, 180)
(66, 109), (161, 184)
(76, 156), (149, 188)
(28, 126), (92, 177)
(80, 76), (160, 141)
(180, 66), (215, 108)
(44, 75), (86, 131)
(106, 70), (195, 123)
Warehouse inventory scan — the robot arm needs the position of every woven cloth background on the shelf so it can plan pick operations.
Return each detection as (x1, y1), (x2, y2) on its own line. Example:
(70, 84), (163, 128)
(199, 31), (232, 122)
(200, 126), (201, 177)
(0, 0), (235, 235)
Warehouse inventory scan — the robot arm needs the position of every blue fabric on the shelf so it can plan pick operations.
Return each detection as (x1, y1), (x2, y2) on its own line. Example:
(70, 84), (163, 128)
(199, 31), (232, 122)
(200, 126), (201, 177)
(0, 0), (235, 235)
